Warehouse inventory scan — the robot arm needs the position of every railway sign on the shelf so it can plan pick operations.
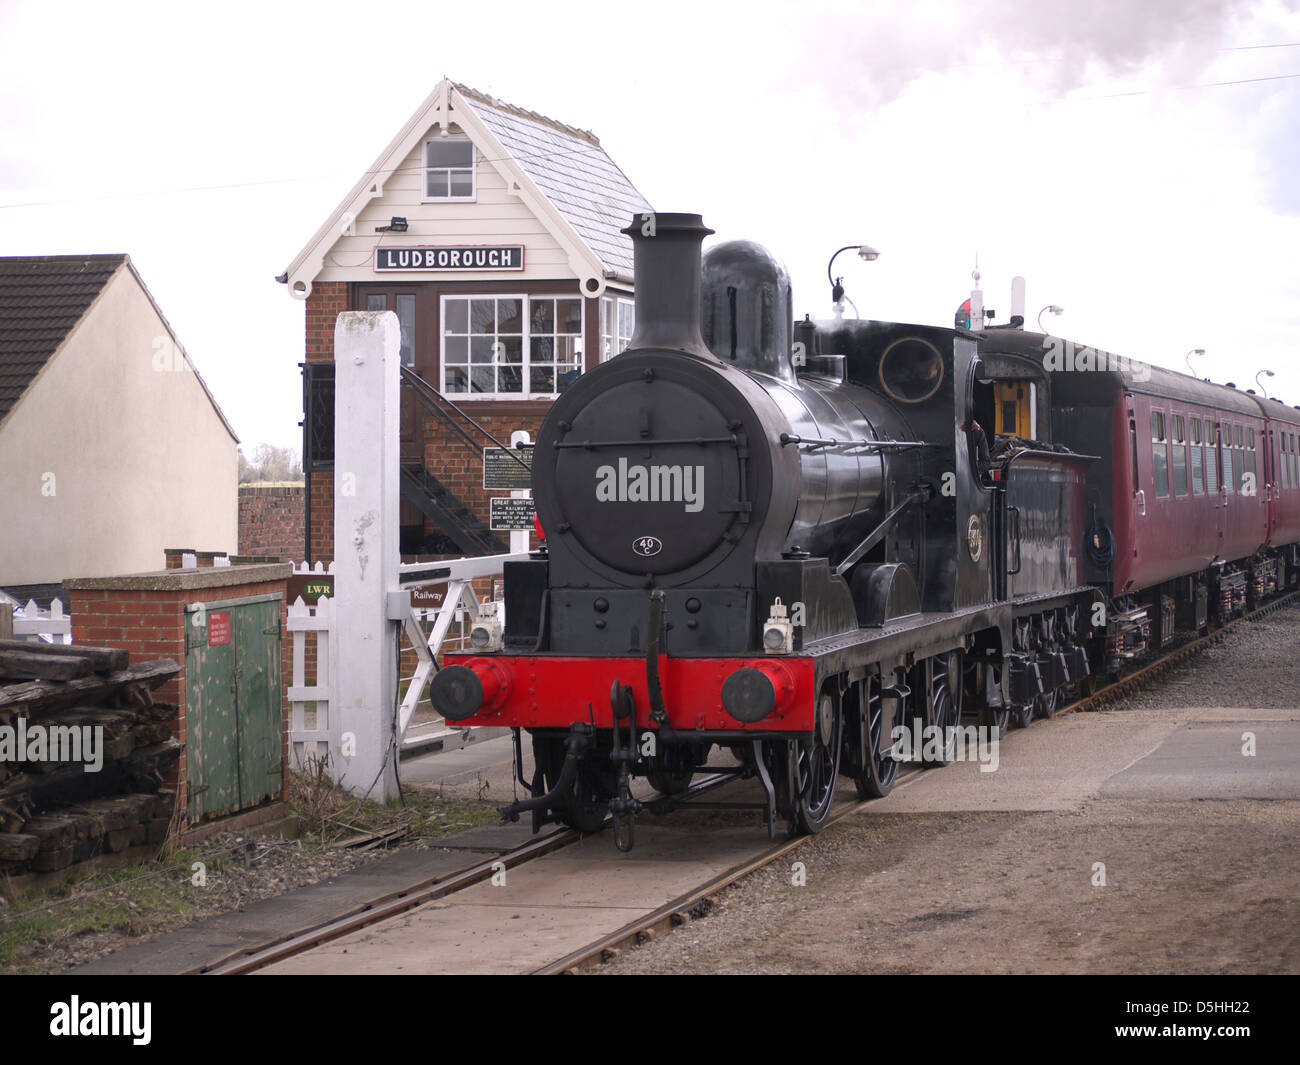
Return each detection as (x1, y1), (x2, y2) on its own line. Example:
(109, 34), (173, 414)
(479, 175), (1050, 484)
(490, 496), (536, 531)
(483, 444), (533, 490)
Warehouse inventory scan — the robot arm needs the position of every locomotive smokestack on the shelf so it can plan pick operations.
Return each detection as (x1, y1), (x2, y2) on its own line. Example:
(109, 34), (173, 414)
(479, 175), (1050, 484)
(621, 212), (716, 359)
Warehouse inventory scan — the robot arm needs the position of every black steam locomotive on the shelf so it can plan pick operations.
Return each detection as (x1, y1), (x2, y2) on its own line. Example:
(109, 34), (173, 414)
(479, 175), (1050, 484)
(430, 212), (1299, 849)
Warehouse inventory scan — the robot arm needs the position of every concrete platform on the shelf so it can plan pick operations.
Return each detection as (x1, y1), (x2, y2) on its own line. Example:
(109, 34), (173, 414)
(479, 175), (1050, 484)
(862, 706), (1300, 814)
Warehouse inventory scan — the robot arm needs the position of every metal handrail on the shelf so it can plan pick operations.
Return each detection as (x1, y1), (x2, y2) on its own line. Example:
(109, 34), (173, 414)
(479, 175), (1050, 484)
(400, 367), (531, 471)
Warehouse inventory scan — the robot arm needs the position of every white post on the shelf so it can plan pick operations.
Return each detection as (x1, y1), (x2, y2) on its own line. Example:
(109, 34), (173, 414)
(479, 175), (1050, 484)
(509, 429), (532, 556)
(332, 310), (401, 802)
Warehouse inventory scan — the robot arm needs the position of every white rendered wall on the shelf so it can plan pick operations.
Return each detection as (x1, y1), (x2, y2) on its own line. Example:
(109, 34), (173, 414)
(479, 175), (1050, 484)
(0, 267), (238, 584)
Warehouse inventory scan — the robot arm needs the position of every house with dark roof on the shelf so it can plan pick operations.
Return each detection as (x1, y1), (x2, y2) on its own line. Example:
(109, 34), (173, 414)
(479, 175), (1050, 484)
(0, 255), (239, 588)
(280, 78), (652, 563)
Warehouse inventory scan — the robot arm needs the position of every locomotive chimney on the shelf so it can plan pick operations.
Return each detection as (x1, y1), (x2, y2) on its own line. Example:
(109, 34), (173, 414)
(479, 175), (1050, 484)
(621, 212), (716, 360)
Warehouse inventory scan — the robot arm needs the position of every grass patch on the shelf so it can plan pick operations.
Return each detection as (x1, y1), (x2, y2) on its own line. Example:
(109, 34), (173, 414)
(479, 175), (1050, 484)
(0, 846), (210, 973)
(289, 755), (499, 843)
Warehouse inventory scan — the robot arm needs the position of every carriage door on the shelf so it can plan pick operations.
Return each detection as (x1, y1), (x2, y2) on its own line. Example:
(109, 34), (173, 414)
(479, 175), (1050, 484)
(1211, 422), (1227, 552)
(1266, 429), (1278, 542)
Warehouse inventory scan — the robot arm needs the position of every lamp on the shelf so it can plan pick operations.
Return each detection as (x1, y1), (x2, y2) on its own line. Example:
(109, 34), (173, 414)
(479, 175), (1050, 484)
(1256, 369), (1275, 399)
(1185, 348), (1205, 376)
(827, 244), (880, 316)
(1037, 305), (1064, 331)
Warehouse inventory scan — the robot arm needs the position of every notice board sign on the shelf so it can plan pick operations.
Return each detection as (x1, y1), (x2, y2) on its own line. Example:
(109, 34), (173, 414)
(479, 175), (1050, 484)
(287, 573), (334, 604)
(490, 496), (536, 531)
(409, 583), (449, 608)
(483, 444), (534, 491)
(208, 611), (231, 646)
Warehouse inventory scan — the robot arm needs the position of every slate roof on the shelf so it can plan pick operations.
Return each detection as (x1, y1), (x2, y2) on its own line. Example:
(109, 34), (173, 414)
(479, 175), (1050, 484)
(456, 84), (652, 276)
(0, 255), (126, 422)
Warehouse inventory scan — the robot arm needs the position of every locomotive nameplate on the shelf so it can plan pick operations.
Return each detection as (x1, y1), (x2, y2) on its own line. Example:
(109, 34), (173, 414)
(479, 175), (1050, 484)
(483, 445), (534, 490)
(490, 496), (536, 531)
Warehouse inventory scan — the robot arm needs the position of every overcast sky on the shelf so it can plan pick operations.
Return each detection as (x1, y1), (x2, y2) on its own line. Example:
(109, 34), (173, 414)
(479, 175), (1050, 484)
(2, 0), (1298, 452)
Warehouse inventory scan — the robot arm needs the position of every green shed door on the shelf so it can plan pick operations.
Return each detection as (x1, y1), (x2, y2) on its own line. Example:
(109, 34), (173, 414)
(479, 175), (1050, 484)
(186, 596), (283, 822)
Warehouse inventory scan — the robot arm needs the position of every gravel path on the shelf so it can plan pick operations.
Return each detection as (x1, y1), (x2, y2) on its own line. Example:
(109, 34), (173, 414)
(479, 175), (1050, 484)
(598, 603), (1300, 975)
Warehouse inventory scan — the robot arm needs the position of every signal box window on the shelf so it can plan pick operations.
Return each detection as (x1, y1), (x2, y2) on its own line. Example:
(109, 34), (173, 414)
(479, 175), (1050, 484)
(424, 136), (475, 200)
(1190, 419), (1204, 495)
(442, 295), (582, 398)
(1151, 411), (1169, 498)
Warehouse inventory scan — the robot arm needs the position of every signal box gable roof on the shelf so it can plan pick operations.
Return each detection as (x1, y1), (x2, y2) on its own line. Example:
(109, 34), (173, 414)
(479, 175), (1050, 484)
(459, 84), (650, 277)
(281, 78), (651, 298)
(0, 254), (237, 439)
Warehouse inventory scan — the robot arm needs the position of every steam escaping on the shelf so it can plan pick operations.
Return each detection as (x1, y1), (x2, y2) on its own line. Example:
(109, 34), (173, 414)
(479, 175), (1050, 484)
(793, 0), (1281, 108)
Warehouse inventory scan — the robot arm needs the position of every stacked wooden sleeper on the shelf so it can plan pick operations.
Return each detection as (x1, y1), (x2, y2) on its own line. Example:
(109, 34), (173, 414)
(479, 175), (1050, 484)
(0, 639), (182, 874)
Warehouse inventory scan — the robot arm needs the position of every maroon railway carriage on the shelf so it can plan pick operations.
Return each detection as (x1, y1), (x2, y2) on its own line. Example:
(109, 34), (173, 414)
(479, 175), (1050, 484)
(1040, 356), (1297, 659)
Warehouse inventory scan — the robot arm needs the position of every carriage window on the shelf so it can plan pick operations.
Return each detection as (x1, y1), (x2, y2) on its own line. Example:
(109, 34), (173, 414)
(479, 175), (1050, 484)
(1172, 415), (1188, 496)
(1151, 411), (1169, 498)
(1222, 424), (1234, 495)
(1190, 419), (1204, 495)
(1201, 423), (1211, 494)
(1246, 429), (1256, 482)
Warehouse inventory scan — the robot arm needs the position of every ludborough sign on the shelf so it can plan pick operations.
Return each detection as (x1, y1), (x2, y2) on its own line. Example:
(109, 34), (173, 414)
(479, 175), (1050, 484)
(374, 246), (524, 271)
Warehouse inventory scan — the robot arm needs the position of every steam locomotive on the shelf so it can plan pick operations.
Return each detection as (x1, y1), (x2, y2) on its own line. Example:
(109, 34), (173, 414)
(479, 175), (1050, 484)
(430, 213), (1300, 849)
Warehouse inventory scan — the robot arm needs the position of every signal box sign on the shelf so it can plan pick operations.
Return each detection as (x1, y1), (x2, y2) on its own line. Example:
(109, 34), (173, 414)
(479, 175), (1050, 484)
(208, 611), (231, 647)
(374, 246), (524, 271)
(490, 496), (536, 531)
(483, 445), (534, 490)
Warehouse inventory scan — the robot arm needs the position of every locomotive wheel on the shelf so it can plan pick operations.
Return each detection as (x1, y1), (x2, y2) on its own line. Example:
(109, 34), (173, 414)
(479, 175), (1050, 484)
(533, 735), (612, 834)
(792, 688), (843, 833)
(1035, 688), (1058, 719)
(647, 742), (708, 796)
(1012, 703), (1035, 729)
(852, 672), (899, 800)
(977, 705), (1010, 738)
(921, 652), (963, 767)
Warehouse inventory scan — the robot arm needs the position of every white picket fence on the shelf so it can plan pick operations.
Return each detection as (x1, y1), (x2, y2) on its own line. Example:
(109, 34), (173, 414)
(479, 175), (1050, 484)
(7, 597), (72, 643)
(286, 562), (335, 768)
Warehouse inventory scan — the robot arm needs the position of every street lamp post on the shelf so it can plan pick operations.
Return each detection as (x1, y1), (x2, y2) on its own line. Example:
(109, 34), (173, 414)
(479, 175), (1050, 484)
(1185, 348), (1205, 377)
(827, 244), (880, 318)
(1037, 305), (1063, 332)
(1256, 369), (1275, 399)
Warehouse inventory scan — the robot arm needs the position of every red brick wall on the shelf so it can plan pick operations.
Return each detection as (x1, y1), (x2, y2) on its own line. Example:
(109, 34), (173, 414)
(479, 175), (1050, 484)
(420, 409), (545, 549)
(306, 281), (347, 364)
(239, 484), (305, 557)
(68, 574), (290, 826)
(305, 283), (346, 564)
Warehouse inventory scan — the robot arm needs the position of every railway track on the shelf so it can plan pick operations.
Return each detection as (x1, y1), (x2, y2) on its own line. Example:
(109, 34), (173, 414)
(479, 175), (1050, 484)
(201, 591), (1297, 975)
